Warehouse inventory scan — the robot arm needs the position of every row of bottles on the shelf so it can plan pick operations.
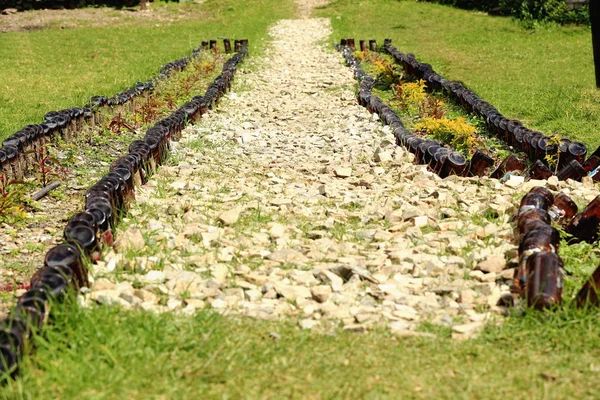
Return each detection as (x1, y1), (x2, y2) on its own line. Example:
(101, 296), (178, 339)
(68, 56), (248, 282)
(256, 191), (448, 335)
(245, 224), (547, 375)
(379, 41), (600, 183)
(0, 39), (245, 182)
(0, 43), (249, 378)
(515, 186), (600, 309)
(515, 187), (567, 309)
(340, 43), (471, 179)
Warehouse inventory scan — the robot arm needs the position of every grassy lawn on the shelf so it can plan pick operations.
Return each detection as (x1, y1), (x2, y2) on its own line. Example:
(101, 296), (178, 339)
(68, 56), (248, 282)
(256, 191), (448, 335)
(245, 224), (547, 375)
(0, 302), (599, 399)
(317, 0), (600, 150)
(0, 0), (295, 141)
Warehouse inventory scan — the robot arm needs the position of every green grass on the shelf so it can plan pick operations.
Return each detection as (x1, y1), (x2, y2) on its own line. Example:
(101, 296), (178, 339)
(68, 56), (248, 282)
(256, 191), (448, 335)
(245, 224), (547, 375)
(0, 0), (296, 141)
(2, 301), (600, 399)
(317, 0), (600, 149)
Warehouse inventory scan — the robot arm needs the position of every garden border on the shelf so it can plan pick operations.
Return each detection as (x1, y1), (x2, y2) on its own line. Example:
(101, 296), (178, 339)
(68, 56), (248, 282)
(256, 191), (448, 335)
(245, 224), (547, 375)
(0, 42), (248, 379)
(0, 39), (249, 182)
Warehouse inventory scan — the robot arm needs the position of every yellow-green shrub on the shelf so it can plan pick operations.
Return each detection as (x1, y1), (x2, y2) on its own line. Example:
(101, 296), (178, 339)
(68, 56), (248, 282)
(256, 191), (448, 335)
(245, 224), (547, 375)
(414, 117), (478, 156)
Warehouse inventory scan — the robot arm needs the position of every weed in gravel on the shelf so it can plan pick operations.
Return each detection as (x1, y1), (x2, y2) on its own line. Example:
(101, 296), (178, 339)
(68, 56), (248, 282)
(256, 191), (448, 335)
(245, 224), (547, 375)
(0, 175), (27, 223)
(30, 145), (69, 187)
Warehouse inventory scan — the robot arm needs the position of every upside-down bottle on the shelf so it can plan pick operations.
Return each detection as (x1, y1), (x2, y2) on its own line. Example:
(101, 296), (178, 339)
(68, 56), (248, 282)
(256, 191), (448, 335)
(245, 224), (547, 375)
(565, 195), (600, 243)
(489, 154), (525, 179)
(575, 264), (600, 307)
(468, 150), (495, 177)
(525, 160), (553, 181)
(525, 250), (564, 310)
(565, 141), (587, 165)
(359, 40), (367, 52)
(556, 159), (586, 182)
(439, 152), (468, 178)
(517, 208), (551, 234)
(44, 244), (87, 290)
(548, 192), (578, 225)
(369, 39), (377, 51)
(516, 227), (560, 292)
(347, 38), (356, 51)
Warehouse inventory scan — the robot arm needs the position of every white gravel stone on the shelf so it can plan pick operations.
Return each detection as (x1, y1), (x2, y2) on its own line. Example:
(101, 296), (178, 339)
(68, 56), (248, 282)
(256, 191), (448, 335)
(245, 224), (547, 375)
(87, 14), (538, 338)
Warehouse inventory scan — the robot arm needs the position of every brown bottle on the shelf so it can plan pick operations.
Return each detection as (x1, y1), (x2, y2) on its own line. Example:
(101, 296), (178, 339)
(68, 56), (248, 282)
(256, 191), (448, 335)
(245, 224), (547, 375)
(30, 266), (70, 299)
(588, 156), (600, 181)
(537, 136), (558, 163)
(555, 138), (571, 170)
(518, 194), (550, 217)
(489, 154), (526, 179)
(527, 132), (543, 161)
(369, 39), (377, 51)
(44, 244), (88, 289)
(439, 152), (468, 178)
(359, 40), (367, 52)
(525, 160), (553, 181)
(565, 195), (600, 243)
(556, 159), (586, 182)
(431, 148), (450, 174)
(517, 208), (552, 235)
(548, 192), (578, 225)
(516, 229), (559, 293)
(468, 150), (495, 177)
(583, 155), (600, 173)
(518, 187), (553, 218)
(347, 38), (356, 51)
(565, 141), (587, 165)
(525, 250), (564, 310)
(528, 186), (554, 204)
(518, 218), (555, 241)
(575, 264), (600, 307)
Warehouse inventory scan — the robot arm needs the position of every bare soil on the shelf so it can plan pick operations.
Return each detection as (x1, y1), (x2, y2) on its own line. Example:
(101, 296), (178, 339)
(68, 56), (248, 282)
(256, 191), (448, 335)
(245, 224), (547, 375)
(0, 2), (206, 33)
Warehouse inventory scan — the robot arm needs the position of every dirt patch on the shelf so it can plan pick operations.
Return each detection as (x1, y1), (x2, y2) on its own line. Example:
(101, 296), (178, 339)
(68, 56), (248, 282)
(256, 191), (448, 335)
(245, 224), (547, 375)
(296, 0), (329, 18)
(0, 4), (205, 33)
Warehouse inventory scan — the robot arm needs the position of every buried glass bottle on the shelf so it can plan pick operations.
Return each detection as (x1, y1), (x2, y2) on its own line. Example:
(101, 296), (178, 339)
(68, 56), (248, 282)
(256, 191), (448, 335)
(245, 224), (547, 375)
(565, 195), (600, 243)
(44, 244), (88, 289)
(518, 192), (552, 216)
(525, 250), (564, 310)
(64, 225), (99, 263)
(548, 192), (578, 225)
(30, 266), (71, 299)
(14, 289), (48, 331)
(556, 159), (586, 182)
(575, 264), (600, 307)
(516, 208), (551, 235)
(565, 141), (587, 165)
(430, 148), (450, 173)
(438, 152), (468, 178)
(468, 150), (494, 177)
(525, 160), (553, 181)
(515, 228), (560, 293)
(86, 207), (113, 247)
(489, 154), (526, 179)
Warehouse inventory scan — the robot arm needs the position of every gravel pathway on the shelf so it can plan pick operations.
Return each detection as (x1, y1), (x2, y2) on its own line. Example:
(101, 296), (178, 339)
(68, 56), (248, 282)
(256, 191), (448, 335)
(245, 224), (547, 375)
(86, 17), (597, 339)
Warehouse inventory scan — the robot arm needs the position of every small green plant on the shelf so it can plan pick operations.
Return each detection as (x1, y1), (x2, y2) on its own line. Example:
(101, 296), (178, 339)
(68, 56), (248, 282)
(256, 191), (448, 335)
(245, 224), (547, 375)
(31, 145), (69, 187)
(0, 174), (26, 222)
(108, 112), (136, 135)
(544, 134), (562, 174)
